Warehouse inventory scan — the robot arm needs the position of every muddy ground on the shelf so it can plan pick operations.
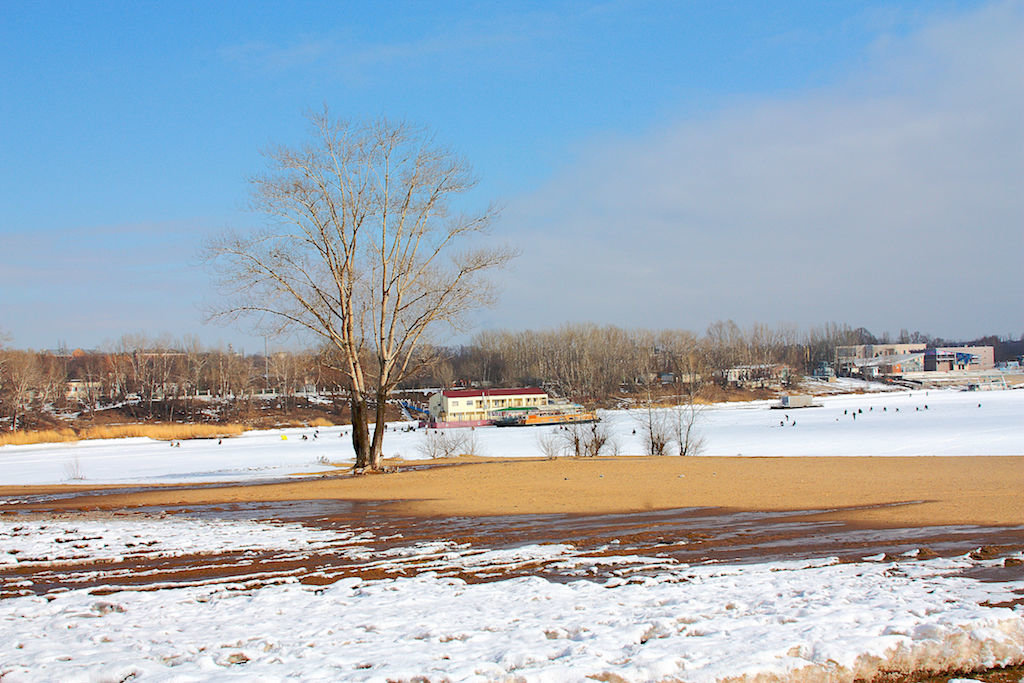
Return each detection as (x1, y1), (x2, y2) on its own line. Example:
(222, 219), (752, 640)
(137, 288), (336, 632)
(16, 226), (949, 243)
(3, 456), (1023, 682)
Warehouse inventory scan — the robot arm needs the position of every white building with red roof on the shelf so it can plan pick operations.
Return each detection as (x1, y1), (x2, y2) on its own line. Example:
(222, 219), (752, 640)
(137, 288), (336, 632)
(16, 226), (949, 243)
(426, 387), (548, 427)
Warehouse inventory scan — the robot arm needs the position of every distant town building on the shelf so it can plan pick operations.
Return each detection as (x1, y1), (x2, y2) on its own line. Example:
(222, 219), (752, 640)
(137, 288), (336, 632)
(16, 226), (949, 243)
(924, 346), (994, 372)
(835, 343), (927, 376)
(812, 362), (836, 380)
(835, 343), (995, 379)
(721, 364), (792, 388)
(66, 379), (105, 402)
(427, 387), (548, 425)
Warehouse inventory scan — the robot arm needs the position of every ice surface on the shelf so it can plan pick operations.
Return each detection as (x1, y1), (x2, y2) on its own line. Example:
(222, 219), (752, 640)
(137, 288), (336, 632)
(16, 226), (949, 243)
(2, 387), (1023, 487)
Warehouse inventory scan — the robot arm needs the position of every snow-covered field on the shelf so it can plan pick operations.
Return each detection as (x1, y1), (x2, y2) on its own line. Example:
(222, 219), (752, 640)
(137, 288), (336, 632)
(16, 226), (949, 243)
(1, 513), (1023, 682)
(1, 386), (1022, 486)
(2, 387), (1022, 681)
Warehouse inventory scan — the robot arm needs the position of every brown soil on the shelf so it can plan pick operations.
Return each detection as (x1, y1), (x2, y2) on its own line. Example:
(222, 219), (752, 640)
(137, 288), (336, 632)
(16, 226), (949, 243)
(5, 456), (1023, 682)
(864, 663), (1024, 682)
(5, 455), (1022, 528)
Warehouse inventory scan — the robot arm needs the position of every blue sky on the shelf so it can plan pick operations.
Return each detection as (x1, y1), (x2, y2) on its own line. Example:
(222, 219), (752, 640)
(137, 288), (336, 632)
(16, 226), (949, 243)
(2, 1), (1021, 351)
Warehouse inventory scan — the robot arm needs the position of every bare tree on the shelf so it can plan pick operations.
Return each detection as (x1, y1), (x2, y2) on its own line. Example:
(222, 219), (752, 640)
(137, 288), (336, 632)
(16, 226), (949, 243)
(418, 428), (481, 459)
(0, 336), (6, 408)
(269, 350), (305, 412)
(536, 428), (561, 459)
(180, 336), (208, 420)
(633, 371), (674, 456)
(1, 351), (40, 431)
(74, 352), (106, 422)
(433, 358), (455, 389)
(705, 320), (745, 385)
(659, 332), (708, 456)
(559, 421), (587, 457)
(637, 405), (673, 455)
(582, 421), (611, 457)
(207, 110), (514, 470)
(36, 353), (68, 413)
(558, 420), (611, 457)
(670, 399), (705, 456)
(103, 340), (133, 406)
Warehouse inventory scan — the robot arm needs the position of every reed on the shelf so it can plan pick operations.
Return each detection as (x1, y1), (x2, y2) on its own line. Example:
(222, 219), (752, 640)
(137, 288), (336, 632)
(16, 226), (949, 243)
(0, 429), (79, 446)
(0, 423), (247, 447)
(78, 423), (247, 441)
(273, 417), (336, 429)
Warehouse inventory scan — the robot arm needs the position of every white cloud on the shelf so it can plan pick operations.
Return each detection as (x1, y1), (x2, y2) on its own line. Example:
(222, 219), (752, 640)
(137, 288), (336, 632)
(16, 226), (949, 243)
(217, 10), (560, 84)
(495, 1), (1024, 339)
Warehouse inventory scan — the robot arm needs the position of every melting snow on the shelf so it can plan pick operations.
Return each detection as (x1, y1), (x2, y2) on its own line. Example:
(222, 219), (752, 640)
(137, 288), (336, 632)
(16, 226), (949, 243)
(1, 515), (1022, 681)
(1, 387), (1022, 680)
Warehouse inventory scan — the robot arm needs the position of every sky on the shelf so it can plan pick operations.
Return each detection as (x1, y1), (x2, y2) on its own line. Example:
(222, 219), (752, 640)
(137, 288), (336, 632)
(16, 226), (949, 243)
(1, 1), (1021, 352)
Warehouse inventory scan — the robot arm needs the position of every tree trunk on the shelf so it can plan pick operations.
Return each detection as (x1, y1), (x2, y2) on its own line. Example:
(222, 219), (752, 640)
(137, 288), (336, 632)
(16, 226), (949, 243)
(369, 390), (388, 470)
(350, 391), (371, 469)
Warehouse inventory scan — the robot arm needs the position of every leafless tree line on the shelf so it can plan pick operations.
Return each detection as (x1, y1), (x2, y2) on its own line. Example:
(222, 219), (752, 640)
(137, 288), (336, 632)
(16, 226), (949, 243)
(0, 348), (67, 430)
(0, 334), (333, 430)
(419, 321), (873, 402)
(4, 322), (1012, 432)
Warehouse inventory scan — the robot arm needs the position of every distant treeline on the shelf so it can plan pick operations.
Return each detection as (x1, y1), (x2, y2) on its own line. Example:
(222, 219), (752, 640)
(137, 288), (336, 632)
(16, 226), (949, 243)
(416, 323), (1023, 400)
(0, 335), (334, 430)
(2, 324), (1020, 431)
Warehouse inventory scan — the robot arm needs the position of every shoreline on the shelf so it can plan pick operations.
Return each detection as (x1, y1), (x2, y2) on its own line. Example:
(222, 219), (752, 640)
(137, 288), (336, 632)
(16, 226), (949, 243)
(3, 455), (1022, 528)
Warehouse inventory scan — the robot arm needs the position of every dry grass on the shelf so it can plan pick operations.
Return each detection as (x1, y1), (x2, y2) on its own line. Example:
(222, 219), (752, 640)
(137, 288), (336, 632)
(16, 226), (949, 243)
(272, 417), (337, 429)
(0, 423), (247, 447)
(79, 423), (247, 441)
(0, 429), (79, 446)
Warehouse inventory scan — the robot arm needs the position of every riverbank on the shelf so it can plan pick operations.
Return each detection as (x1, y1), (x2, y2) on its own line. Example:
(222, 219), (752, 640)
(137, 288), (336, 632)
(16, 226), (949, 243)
(5, 455), (1022, 528)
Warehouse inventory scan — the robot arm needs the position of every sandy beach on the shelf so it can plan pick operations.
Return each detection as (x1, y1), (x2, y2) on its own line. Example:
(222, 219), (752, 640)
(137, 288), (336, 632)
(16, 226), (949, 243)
(6, 455), (1022, 528)
(5, 454), (1024, 681)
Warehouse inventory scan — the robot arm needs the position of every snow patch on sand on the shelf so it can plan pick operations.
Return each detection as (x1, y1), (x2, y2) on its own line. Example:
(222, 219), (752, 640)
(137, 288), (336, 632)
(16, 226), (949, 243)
(1, 515), (1022, 681)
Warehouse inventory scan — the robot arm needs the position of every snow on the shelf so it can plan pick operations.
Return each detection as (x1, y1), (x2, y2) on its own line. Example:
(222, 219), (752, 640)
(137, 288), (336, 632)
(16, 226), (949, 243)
(1, 387), (1022, 486)
(0, 516), (371, 568)
(1, 387), (1022, 681)
(1, 513), (1022, 681)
